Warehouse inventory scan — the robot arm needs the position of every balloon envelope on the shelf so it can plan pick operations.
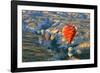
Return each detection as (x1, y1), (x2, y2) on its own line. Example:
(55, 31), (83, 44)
(62, 24), (77, 44)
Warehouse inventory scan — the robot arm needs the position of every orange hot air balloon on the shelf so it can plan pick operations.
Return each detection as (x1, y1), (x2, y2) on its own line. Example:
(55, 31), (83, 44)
(62, 24), (77, 44)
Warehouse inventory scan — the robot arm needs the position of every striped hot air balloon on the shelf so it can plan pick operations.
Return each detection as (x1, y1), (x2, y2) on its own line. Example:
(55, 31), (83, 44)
(62, 23), (77, 44)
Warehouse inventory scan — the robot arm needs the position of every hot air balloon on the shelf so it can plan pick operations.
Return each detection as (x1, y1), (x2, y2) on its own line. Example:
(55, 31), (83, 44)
(62, 24), (77, 44)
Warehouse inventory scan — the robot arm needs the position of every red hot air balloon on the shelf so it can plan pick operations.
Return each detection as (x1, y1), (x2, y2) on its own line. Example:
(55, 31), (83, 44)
(62, 23), (77, 44)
